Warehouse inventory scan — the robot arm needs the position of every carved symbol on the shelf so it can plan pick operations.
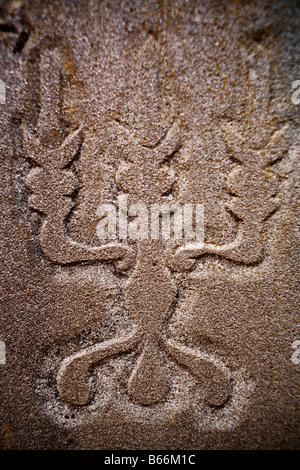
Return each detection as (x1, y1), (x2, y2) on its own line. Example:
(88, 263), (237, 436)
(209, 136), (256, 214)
(23, 50), (134, 272)
(54, 119), (230, 406)
(24, 44), (286, 410)
(168, 120), (288, 271)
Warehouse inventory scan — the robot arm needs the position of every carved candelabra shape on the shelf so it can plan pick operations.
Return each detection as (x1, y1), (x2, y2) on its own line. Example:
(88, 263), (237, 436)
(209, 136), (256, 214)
(23, 48), (286, 409)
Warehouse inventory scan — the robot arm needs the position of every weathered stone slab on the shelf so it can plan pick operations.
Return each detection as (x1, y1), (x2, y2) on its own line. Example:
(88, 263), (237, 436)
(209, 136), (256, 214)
(0, 0), (299, 449)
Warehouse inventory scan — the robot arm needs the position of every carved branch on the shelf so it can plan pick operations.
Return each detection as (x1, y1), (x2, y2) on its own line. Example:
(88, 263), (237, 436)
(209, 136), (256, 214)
(23, 49), (135, 272)
(168, 125), (287, 272)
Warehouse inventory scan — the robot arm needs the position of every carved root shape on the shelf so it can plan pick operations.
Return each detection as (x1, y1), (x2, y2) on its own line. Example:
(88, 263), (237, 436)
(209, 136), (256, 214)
(128, 336), (170, 405)
(57, 331), (141, 405)
(162, 338), (229, 406)
(57, 330), (229, 407)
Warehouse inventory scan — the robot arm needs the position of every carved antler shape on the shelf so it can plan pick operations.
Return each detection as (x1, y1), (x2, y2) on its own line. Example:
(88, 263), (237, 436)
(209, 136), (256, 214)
(23, 50), (134, 272)
(168, 122), (289, 272)
(168, 47), (289, 272)
(114, 120), (182, 203)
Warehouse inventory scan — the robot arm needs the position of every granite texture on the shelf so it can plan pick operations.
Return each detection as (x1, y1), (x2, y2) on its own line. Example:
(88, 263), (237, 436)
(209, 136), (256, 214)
(0, 0), (299, 449)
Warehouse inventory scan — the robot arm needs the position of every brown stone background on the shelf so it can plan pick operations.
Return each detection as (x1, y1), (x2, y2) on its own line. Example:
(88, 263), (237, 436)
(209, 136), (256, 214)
(0, 0), (299, 449)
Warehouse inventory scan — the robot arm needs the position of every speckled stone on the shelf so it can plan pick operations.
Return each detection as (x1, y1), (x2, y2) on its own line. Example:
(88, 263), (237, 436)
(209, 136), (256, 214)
(0, 0), (299, 450)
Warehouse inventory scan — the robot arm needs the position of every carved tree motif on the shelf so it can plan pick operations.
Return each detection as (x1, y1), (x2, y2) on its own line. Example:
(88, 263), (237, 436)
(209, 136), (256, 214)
(23, 43), (286, 409)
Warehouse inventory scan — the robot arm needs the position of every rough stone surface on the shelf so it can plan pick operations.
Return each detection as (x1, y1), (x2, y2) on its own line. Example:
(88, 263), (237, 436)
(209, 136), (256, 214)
(0, 0), (299, 450)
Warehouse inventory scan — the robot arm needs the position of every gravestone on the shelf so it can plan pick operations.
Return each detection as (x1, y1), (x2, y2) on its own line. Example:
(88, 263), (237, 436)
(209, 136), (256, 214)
(0, 0), (299, 450)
